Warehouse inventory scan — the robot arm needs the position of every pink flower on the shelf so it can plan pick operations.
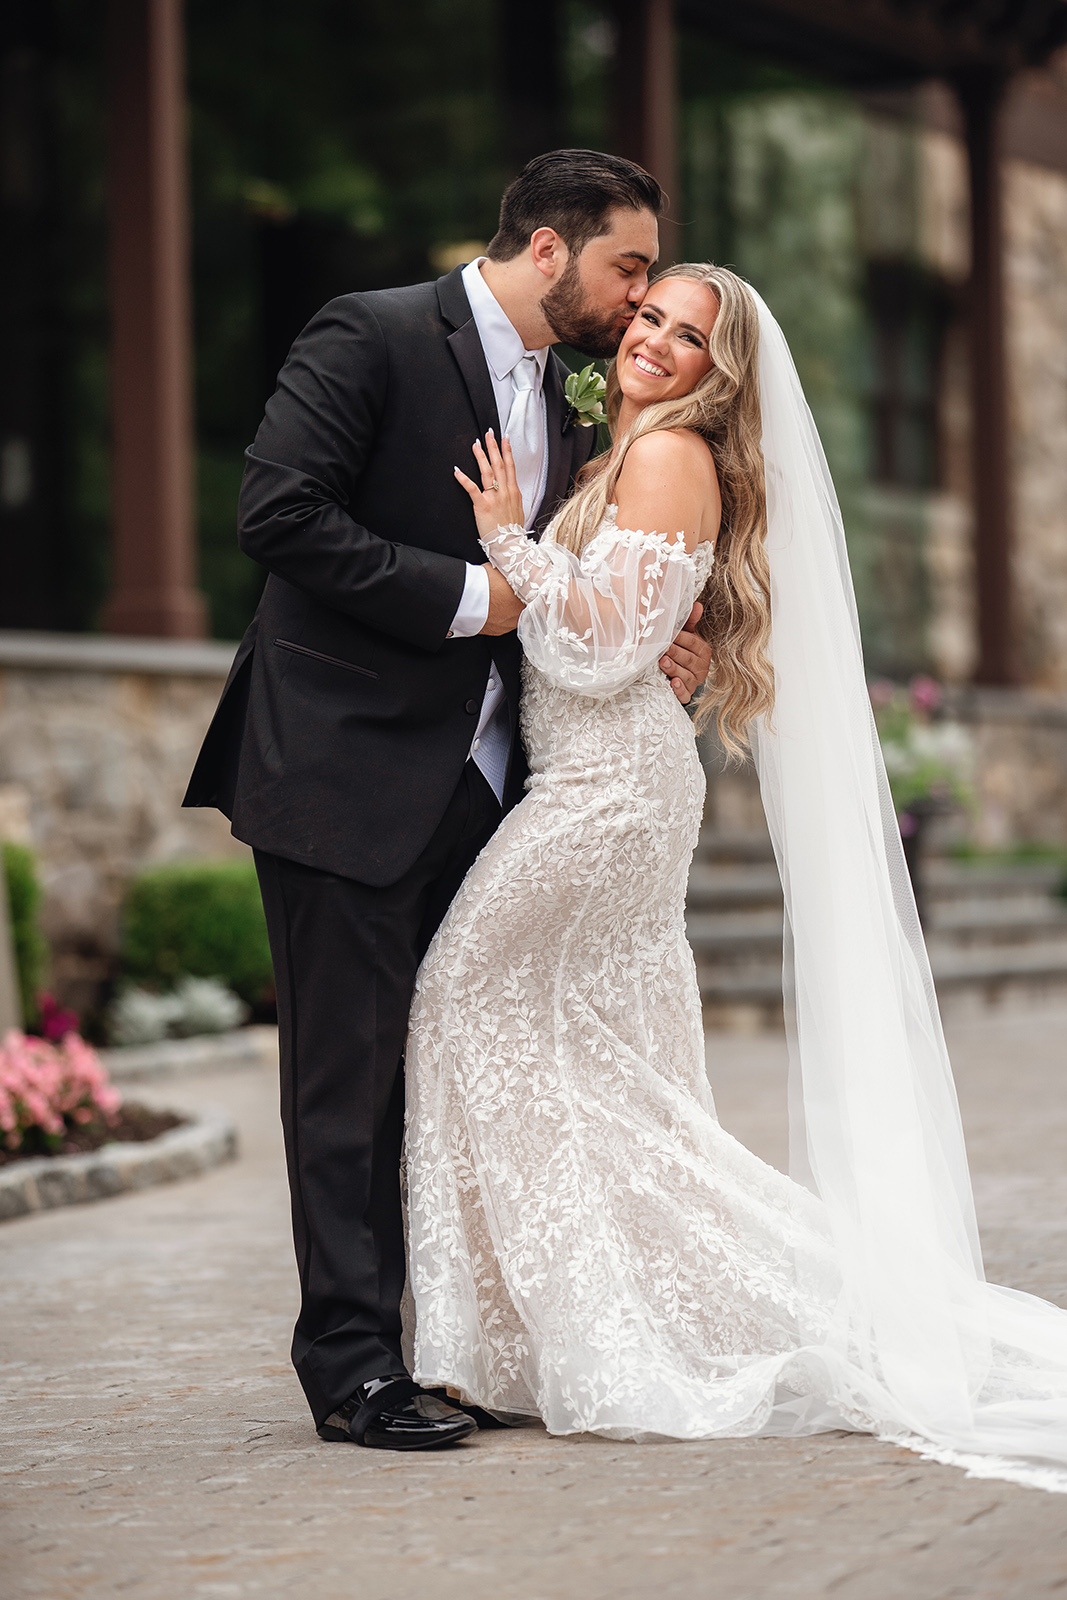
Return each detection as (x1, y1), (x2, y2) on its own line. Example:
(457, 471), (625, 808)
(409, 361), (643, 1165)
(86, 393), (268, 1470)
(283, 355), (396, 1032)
(0, 1030), (121, 1153)
(909, 675), (943, 716)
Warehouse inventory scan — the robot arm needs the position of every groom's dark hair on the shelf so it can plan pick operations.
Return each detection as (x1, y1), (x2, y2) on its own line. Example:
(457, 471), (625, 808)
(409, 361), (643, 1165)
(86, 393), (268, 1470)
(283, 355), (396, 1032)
(486, 149), (663, 263)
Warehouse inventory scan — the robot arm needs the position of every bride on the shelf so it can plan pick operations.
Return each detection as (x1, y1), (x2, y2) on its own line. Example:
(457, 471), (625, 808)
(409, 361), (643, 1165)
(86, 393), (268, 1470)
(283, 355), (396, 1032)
(406, 264), (1067, 1491)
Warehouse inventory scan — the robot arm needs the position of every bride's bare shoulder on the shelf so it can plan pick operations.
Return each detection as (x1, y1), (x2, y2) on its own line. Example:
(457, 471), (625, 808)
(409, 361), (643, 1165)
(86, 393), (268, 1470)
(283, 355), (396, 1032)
(619, 428), (719, 492)
(615, 429), (721, 548)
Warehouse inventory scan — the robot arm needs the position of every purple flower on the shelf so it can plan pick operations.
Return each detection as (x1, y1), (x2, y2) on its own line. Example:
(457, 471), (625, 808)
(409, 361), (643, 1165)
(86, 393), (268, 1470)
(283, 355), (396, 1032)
(36, 992), (81, 1043)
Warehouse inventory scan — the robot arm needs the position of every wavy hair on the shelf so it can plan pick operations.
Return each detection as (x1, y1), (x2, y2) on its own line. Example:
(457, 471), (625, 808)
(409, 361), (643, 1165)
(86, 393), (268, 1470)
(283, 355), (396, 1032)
(551, 263), (773, 753)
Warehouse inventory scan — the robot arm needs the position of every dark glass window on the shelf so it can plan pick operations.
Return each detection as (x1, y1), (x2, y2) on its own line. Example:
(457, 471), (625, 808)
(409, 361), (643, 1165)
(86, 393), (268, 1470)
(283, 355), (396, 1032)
(864, 261), (952, 490)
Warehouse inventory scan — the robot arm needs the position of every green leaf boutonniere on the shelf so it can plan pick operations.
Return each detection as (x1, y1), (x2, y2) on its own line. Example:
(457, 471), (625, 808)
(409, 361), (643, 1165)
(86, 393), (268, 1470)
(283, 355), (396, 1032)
(564, 364), (608, 432)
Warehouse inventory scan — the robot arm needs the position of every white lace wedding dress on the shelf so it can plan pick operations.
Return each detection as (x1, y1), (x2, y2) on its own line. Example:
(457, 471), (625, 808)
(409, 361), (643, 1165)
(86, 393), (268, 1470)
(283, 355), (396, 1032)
(406, 507), (1067, 1484)
(406, 510), (852, 1441)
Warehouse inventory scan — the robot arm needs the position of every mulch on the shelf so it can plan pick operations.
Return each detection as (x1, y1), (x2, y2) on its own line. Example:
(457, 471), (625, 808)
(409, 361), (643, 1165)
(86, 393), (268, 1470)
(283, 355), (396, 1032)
(0, 1104), (186, 1168)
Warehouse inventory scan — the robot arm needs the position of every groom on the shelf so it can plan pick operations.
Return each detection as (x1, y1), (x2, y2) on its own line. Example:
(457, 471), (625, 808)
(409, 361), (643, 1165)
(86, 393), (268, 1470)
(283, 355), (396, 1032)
(184, 149), (712, 1450)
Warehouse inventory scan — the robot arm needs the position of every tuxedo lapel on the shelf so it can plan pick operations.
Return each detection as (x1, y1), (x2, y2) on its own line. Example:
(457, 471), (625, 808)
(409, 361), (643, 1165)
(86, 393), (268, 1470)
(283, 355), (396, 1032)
(446, 319), (499, 444)
(436, 268), (594, 539)
(541, 359), (571, 521)
(437, 267), (499, 445)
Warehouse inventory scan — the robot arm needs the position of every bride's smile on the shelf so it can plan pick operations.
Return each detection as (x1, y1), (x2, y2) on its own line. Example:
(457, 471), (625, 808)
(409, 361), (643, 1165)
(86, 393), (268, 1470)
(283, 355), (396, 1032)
(616, 276), (719, 420)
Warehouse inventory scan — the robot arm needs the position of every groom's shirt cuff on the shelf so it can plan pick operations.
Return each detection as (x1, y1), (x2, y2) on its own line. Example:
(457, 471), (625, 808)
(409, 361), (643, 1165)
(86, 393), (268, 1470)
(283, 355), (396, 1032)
(446, 562), (491, 638)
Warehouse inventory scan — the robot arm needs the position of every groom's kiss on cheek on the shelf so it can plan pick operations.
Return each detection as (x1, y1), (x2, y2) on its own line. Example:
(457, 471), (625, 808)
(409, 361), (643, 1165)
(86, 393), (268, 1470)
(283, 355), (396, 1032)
(478, 199), (659, 364)
(540, 207), (661, 359)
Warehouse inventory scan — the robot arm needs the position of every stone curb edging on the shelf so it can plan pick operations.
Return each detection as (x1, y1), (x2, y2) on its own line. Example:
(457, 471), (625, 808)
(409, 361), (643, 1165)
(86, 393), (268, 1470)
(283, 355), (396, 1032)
(0, 628), (238, 677)
(0, 1105), (238, 1222)
(99, 1025), (278, 1083)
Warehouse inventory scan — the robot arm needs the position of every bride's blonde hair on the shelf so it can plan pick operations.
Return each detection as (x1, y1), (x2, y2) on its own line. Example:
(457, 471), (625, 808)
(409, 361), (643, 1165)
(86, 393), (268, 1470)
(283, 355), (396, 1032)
(552, 263), (773, 752)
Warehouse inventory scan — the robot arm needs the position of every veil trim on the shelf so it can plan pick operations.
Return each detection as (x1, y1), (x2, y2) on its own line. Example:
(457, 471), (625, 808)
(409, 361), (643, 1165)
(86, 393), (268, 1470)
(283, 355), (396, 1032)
(748, 289), (1067, 1490)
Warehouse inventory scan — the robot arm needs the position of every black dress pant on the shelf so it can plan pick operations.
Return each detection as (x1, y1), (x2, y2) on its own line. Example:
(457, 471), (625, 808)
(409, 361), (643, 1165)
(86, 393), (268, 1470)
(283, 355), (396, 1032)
(254, 762), (501, 1425)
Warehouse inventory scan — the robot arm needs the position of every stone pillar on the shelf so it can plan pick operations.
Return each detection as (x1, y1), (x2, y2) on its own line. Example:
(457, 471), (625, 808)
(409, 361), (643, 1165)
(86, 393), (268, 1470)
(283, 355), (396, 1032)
(957, 70), (1015, 685)
(103, 0), (205, 638)
(612, 0), (678, 258)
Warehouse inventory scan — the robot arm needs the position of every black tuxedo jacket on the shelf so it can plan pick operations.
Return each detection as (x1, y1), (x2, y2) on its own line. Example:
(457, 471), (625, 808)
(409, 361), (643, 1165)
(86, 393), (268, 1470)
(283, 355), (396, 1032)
(182, 266), (597, 885)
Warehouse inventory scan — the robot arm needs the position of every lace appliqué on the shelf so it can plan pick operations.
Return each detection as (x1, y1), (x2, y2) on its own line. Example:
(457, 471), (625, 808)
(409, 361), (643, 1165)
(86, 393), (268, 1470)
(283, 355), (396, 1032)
(479, 509), (711, 697)
(405, 511), (853, 1442)
(407, 510), (1067, 1485)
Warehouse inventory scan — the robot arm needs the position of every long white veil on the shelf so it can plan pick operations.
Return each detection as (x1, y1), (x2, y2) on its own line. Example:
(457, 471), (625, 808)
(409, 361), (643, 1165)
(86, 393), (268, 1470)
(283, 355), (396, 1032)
(748, 290), (1067, 1489)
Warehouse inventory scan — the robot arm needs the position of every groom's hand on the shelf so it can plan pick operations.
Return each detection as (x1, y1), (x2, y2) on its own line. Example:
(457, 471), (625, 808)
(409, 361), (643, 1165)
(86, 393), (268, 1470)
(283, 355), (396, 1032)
(479, 564), (525, 636)
(661, 602), (711, 705)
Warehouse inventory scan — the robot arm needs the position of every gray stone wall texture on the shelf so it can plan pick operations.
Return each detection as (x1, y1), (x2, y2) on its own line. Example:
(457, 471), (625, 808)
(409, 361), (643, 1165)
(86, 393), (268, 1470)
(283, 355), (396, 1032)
(923, 137), (1067, 694)
(704, 686), (1067, 853)
(0, 636), (245, 1013)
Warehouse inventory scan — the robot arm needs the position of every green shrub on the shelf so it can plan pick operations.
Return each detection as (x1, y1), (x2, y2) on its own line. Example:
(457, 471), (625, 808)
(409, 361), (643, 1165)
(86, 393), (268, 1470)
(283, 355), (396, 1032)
(120, 859), (273, 1005)
(3, 842), (48, 1025)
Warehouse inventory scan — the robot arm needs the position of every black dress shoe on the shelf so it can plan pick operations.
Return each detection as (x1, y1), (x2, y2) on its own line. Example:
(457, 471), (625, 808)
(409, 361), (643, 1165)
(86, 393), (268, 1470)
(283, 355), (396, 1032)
(425, 1386), (512, 1430)
(317, 1377), (477, 1451)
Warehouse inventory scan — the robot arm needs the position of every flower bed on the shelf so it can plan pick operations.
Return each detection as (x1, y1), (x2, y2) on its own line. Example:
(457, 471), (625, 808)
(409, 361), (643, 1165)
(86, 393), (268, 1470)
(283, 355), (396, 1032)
(0, 1101), (184, 1168)
(0, 1028), (182, 1167)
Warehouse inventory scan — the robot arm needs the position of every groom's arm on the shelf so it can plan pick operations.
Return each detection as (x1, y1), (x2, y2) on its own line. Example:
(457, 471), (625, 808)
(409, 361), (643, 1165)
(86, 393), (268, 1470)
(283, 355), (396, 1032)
(238, 295), (467, 650)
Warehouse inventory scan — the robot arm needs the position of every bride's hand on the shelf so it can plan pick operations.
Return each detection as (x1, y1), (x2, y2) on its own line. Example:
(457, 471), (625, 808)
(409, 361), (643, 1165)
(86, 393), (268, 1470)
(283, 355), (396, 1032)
(454, 431), (525, 539)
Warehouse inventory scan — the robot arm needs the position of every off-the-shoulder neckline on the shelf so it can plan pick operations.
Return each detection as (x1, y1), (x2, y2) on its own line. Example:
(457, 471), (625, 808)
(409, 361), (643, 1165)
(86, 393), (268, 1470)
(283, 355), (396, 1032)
(603, 502), (715, 556)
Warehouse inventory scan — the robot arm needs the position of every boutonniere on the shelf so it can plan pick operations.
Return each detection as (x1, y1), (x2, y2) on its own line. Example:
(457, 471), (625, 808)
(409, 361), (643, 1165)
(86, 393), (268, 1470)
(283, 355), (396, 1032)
(563, 363), (607, 432)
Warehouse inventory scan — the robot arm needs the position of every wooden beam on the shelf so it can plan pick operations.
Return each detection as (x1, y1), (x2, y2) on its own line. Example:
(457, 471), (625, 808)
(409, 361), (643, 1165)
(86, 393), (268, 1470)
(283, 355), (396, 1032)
(103, 0), (205, 638)
(957, 69), (1015, 686)
(612, 0), (679, 259)
(677, 0), (1067, 84)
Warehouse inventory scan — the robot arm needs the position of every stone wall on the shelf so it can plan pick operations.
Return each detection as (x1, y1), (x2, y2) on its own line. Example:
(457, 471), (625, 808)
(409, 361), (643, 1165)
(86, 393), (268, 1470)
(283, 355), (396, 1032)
(702, 687), (1067, 851)
(854, 119), (1067, 694)
(948, 688), (1067, 848)
(919, 133), (1067, 693)
(0, 632), (242, 1014)
(1006, 158), (1067, 689)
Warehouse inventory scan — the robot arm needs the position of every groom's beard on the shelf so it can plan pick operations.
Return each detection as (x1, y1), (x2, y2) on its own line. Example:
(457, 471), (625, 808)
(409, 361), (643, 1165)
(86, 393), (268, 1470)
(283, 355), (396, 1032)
(541, 257), (630, 359)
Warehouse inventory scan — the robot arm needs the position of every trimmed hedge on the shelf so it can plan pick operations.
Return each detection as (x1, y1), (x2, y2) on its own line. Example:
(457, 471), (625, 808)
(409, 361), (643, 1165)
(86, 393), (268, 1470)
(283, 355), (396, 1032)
(3, 843), (48, 1025)
(120, 859), (273, 1005)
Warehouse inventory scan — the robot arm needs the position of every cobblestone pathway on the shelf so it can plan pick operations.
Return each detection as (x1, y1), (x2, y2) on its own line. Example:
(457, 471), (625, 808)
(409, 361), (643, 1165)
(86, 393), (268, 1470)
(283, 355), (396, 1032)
(2, 1008), (1066, 1599)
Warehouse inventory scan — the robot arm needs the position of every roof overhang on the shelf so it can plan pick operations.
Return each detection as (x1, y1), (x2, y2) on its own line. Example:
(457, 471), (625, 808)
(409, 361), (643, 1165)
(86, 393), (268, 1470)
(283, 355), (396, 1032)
(676, 0), (1067, 86)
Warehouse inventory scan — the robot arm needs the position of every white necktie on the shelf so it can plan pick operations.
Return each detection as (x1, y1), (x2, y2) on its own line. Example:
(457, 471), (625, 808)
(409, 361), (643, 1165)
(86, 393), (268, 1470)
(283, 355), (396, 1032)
(504, 354), (544, 527)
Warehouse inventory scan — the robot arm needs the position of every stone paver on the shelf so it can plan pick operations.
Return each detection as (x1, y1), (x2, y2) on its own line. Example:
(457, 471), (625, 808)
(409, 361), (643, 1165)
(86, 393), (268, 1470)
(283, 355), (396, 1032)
(2, 1009), (1066, 1599)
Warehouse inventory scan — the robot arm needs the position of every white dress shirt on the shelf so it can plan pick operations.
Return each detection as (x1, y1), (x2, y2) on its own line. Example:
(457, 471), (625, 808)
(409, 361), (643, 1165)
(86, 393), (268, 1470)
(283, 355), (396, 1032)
(446, 258), (551, 801)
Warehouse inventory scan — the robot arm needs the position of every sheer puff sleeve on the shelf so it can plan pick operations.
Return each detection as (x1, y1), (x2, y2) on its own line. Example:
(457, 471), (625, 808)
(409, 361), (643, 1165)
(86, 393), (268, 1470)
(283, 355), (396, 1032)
(480, 514), (704, 698)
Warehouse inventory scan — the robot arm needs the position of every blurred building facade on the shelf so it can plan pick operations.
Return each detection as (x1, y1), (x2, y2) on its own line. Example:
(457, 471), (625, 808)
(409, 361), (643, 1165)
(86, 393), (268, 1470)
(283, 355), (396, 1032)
(6, 0), (1067, 677)
(5, 0), (1067, 1012)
